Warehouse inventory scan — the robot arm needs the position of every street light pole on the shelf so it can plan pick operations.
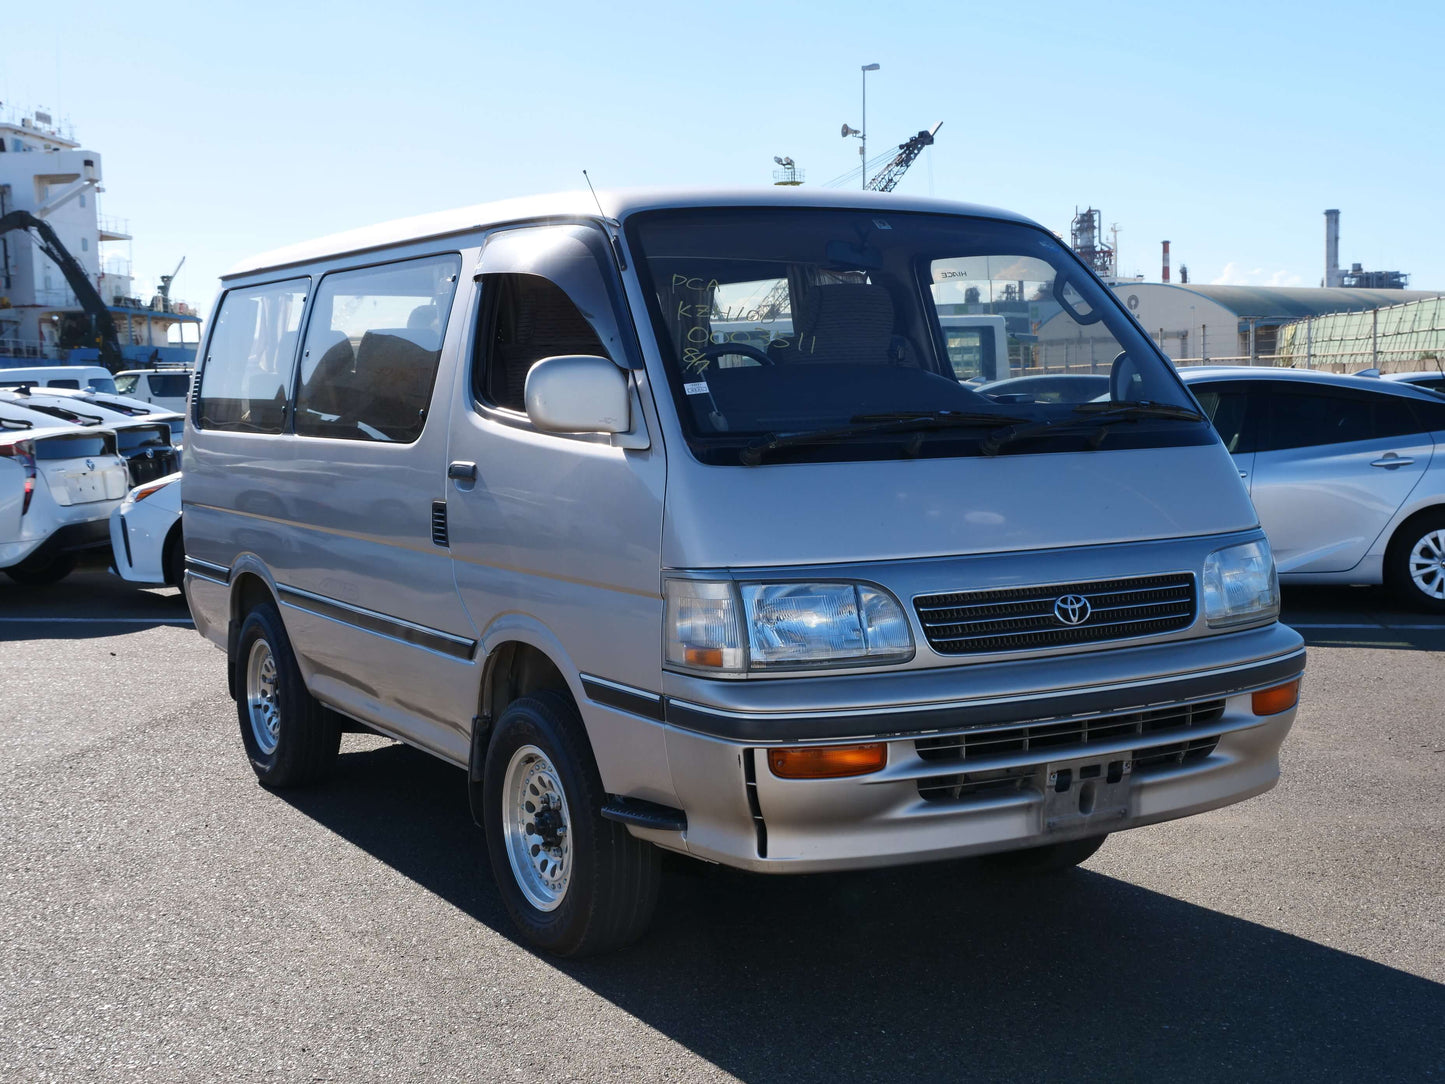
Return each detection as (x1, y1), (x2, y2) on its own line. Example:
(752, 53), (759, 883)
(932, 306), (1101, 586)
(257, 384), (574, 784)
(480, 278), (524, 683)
(861, 63), (879, 190)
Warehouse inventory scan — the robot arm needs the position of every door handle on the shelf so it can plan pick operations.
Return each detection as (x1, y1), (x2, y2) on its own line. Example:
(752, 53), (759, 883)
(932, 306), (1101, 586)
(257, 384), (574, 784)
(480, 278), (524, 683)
(447, 460), (478, 482)
(1370, 454), (1413, 469)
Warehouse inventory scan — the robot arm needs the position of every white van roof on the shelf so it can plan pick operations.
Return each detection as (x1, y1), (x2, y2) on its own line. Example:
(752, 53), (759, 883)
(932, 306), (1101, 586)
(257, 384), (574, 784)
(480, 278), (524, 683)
(225, 188), (1035, 280)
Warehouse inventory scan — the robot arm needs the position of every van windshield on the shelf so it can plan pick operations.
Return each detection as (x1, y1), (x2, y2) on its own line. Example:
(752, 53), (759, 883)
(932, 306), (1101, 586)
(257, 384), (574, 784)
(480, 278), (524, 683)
(627, 208), (1208, 465)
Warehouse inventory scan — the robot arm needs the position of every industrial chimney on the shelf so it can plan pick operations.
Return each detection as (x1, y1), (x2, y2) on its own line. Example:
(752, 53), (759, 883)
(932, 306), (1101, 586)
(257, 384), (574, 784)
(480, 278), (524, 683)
(1325, 209), (1341, 288)
(1161, 240), (1171, 283)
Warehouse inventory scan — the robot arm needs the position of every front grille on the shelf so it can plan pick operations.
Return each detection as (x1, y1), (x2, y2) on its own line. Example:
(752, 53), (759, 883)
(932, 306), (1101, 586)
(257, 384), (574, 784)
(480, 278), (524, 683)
(915, 698), (1224, 803)
(125, 449), (178, 485)
(914, 572), (1195, 655)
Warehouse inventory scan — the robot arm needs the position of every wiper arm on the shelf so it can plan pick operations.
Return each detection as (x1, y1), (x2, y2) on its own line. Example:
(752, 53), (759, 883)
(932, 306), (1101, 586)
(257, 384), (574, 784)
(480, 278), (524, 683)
(980, 400), (1204, 456)
(741, 411), (1025, 466)
(1070, 401), (1204, 421)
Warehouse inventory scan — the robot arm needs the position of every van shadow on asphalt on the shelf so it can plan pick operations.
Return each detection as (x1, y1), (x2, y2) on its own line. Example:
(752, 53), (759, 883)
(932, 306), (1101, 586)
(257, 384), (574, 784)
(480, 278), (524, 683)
(279, 740), (1445, 1083)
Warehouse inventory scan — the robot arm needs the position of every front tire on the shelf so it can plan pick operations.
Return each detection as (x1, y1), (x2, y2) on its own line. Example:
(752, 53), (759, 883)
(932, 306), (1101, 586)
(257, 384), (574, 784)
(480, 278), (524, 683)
(482, 692), (660, 957)
(163, 525), (184, 589)
(1386, 511), (1445, 612)
(233, 601), (339, 787)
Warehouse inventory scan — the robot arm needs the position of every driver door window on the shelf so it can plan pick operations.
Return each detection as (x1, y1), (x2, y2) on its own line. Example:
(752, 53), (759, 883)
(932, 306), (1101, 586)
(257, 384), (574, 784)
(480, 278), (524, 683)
(475, 274), (611, 413)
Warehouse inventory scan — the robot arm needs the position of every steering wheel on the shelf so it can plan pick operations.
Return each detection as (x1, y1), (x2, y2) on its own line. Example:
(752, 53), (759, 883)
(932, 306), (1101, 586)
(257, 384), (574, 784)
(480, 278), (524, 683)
(701, 341), (774, 366)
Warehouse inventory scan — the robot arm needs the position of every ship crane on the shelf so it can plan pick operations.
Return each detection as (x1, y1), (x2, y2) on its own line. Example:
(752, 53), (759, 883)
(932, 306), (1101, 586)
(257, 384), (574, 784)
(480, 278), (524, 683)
(0, 210), (122, 371)
(864, 122), (942, 192)
(157, 256), (186, 312)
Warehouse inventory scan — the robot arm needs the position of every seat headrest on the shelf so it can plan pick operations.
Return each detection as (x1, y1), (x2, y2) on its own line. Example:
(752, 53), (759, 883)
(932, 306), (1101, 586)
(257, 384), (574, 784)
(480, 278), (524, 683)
(791, 284), (896, 364)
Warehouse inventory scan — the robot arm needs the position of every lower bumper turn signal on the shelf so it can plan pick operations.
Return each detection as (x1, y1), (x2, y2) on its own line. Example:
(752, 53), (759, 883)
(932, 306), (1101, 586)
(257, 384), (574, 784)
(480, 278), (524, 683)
(767, 743), (887, 779)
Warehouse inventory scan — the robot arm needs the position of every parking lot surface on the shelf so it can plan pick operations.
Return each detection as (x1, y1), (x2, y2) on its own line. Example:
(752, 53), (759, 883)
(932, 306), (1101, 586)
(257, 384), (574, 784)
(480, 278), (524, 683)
(2, 568), (1443, 1082)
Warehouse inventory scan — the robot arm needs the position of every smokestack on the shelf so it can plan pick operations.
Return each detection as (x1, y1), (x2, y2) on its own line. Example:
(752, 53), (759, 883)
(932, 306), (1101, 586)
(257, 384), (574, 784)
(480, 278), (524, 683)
(1162, 240), (1171, 283)
(1325, 209), (1341, 288)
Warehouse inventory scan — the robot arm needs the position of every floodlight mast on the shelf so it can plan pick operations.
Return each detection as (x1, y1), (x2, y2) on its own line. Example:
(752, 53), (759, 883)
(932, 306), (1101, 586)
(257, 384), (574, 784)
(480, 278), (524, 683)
(860, 63), (880, 190)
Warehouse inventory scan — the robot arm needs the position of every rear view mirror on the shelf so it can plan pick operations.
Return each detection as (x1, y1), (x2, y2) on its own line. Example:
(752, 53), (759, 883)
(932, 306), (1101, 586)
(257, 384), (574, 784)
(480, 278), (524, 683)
(525, 355), (630, 434)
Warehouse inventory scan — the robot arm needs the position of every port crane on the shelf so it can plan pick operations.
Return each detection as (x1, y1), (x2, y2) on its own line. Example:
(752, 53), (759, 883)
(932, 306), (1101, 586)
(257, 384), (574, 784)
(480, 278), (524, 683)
(863, 122), (942, 192)
(0, 210), (123, 371)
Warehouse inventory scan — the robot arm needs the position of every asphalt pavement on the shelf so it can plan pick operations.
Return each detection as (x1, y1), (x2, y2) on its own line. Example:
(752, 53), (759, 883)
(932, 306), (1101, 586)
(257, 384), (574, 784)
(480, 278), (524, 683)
(1, 568), (1442, 1082)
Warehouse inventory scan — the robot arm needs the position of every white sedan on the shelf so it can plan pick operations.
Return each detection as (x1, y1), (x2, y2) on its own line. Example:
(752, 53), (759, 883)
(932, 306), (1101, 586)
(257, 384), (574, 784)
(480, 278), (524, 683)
(110, 472), (183, 587)
(1181, 366), (1445, 609)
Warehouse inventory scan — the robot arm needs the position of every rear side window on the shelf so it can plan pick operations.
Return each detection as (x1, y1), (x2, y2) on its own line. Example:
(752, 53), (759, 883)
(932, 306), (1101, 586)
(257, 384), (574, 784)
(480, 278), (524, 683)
(149, 374), (190, 398)
(294, 255), (461, 443)
(1259, 386), (1423, 451)
(46, 379), (80, 389)
(196, 278), (309, 433)
(475, 274), (610, 413)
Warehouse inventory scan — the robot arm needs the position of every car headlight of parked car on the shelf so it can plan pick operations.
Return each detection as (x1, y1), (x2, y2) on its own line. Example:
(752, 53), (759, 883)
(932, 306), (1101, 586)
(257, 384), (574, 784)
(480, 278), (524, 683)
(665, 579), (914, 673)
(1203, 539), (1279, 628)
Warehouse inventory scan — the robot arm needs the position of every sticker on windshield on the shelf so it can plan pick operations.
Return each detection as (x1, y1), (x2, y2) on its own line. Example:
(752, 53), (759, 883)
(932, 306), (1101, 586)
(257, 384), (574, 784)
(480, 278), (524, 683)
(872, 218), (892, 230)
(684, 381), (710, 396)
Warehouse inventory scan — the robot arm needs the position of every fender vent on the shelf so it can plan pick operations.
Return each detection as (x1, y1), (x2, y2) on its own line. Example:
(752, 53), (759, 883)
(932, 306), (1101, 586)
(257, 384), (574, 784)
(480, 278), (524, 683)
(431, 500), (449, 547)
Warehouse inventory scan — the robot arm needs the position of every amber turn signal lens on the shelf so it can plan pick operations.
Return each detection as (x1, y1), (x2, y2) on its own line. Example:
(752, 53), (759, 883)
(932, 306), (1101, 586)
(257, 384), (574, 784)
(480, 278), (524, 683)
(767, 743), (887, 779)
(1252, 679), (1300, 716)
(684, 646), (724, 668)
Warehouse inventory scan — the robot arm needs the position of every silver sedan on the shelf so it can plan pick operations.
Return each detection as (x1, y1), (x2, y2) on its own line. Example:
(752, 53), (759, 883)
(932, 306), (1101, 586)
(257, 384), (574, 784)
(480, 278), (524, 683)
(1180, 366), (1445, 610)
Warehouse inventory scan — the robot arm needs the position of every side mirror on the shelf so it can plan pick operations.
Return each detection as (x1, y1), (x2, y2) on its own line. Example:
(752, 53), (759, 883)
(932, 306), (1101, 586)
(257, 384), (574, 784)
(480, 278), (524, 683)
(524, 355), (630, 434)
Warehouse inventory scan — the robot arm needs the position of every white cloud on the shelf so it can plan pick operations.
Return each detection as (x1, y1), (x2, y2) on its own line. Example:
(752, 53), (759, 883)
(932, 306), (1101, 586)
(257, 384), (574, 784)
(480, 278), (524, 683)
(1211, 262), (1305, 287)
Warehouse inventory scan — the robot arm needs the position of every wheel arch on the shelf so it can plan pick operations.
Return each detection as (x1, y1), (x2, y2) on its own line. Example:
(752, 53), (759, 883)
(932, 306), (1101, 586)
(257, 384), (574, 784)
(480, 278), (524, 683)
(468, 623), (585, 826)
(226, 562), (282, 700)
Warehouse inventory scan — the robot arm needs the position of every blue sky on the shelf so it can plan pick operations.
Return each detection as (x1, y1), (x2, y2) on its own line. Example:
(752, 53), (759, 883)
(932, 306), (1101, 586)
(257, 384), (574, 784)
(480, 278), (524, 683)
(4, 0), (1440, 314)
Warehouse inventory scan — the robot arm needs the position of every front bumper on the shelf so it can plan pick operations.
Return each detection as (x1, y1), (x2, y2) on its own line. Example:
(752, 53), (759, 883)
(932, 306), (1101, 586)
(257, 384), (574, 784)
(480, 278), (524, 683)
(616, 623), (1305, 872)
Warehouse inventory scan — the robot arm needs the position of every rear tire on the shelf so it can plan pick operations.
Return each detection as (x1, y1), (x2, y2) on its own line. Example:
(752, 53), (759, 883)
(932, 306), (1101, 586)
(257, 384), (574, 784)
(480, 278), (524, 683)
(482, 691), (660, 957)
(3, 551), (77, 586)
(233, 601), (339, 787)
(981, 834), (1108, 874)
(1385, 510), (1445, 612)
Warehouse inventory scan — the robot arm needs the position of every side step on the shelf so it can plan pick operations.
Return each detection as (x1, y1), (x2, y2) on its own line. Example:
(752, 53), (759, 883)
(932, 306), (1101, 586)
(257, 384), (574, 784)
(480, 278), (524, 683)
(601, 797), (687, 833)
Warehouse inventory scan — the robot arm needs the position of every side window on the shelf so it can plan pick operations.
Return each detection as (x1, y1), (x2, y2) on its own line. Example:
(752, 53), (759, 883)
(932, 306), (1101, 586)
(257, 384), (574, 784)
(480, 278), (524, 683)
(195, 278), (309, 433)
(1260, 387), (1421, 452)
(150, 374), (191, 398)
(1192, 384), (1253, 453)
(294, 254), (461, 443)
(46, 379), (80, 389)
(475, 274), (610, 413)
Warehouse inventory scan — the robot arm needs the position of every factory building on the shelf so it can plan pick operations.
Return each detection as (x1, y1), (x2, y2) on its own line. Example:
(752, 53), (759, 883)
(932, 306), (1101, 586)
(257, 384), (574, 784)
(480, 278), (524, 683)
(1105, 283), (1435, 363)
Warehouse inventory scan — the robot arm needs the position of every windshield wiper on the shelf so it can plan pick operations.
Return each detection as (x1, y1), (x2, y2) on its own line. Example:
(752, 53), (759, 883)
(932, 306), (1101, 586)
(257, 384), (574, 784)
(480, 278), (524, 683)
(740, 411), (1026, 466)
(979, 401), (1204, 456)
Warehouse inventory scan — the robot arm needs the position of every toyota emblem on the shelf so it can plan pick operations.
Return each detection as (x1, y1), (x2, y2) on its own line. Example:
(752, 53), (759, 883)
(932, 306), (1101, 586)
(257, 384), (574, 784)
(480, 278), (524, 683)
(1053, 594), (1091, 625)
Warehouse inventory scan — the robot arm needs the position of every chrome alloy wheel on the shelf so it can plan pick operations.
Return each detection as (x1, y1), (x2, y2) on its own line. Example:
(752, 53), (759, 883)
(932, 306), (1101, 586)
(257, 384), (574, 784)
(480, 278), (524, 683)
(245, 637), (281, 756)
(1407, 529), (1445, 600)
(501, 744), (572, 912)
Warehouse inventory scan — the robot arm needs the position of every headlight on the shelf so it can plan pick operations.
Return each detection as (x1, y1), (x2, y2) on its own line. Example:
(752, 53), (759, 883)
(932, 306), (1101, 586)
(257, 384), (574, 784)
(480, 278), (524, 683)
(665, 579), (914, 673)
(1203, 539), (1279, 628)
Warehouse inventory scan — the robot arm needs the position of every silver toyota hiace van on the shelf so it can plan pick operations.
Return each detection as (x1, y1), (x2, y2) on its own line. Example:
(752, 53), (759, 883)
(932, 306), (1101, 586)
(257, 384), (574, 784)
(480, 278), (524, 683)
(184, 190), (1305, 956)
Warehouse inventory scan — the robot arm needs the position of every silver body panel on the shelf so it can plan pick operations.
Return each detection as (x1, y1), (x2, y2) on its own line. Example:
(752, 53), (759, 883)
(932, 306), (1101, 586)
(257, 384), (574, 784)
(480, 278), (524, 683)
(185, 191), (1304, 875)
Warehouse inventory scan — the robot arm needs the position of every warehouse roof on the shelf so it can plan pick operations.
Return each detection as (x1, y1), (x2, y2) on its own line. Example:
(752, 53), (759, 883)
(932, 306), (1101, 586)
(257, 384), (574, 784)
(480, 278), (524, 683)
(1139, 283), (1439, 320)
